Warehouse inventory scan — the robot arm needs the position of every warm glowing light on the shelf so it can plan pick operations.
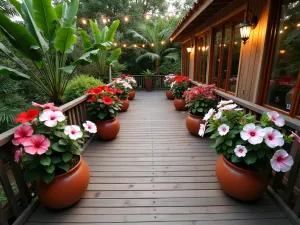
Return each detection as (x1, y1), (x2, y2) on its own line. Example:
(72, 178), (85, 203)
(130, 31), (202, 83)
(161, 41), (165, 45)
(113, 43), (117, 46)
(280, 49), (286, 54)
(234, 41), (238, 44)
(284, 26), (288, 30)
(123, 44), (127, 48)
(279, 30), (283, 33)
(133, 44), (137, 48)
(187, 47), (192, 53)
(142, 44), (145, 48)
(81, 19), (87, 25)
(240, 25), (252, 44)
(102, 18), (107, 24)
(151, 43), (154, 47)
(297, 23), (300, 27)
(168, 12), (173, 17)
(108, 18), (110, 23)
(124, 16), (129, 22)
(145, 14), (151, 20)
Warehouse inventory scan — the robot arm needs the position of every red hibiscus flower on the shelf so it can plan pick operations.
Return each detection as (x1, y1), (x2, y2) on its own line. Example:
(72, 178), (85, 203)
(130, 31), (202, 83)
(87, 96), (97, 102)
(15, 109), (40, 123)
(115, 88), (123, 94)
(102, 96), (113, 105)
(86, 86), (104, 95)
(175, 75), (187, 83)
(104, 87), (116, 94)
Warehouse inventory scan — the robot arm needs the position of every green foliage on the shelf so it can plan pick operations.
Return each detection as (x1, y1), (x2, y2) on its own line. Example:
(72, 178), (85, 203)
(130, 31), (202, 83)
(64, 75), (103, 102)
(141, 69), (155, 78)
(160, 57), (181, 75)
(170, 77), (189, 99)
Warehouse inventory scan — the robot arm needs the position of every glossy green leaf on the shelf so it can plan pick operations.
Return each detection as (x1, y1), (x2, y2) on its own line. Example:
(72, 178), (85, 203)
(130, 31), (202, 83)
(51, 156), (62, 164)
(105, 20), (120, 42)
(60, 65), (76, 74)
(78, 28), (92, 50)
(58, 139), (68, 145)
(89, 19), (101, 43)
(244, 151), (257, 165)
(72, 49), (99, 66)
(100, 26), (108, 43)
(108, 48), (121, 65)
(21, 0), (49, 53)
(54, 4), (63, 19)
(58, 162), (70, 171)
(44, 164), (55, 173)
(42, 173), (54, 184)
(32, 0), (57, 41)
(51, 142), (66, 152)
(9, 0), (22, 16)
(40, 156), (51, 166)
(0, 13), (42, 61)
(0, 66), (30, 80)
(54, 27), (76, 53)
(61, 0), (79, 27)
(62, 152), (72, 163)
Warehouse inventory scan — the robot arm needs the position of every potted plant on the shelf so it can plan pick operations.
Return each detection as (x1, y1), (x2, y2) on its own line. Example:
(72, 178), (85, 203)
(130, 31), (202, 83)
(86, 86), (122, 140)
(12, 103), (97, 209)
(114, 78), (132, 112)
(202, 100), (295, 201)
(122, 74), (137, 100)
(183, 85), (216, 135)
(170, 75), (190, 111)
(142, 69), (155, 91)
(164, 74), (176, 100)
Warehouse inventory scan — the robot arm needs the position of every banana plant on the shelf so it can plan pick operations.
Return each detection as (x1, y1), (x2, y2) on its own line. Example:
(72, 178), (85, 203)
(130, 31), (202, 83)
(78, 19), (122, 78)
(0, 0), (95, 104)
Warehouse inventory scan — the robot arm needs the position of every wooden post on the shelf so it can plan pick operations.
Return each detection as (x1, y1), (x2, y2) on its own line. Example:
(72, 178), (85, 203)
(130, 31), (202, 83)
(109, 65), (112, 83)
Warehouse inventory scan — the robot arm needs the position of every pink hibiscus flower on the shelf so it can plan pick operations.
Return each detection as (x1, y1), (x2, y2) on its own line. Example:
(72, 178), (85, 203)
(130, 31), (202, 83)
(240, 123), (265, 145)
(83, 121), (97, 133)
(39, 109), (65, 127)
(267, 111), (285, 127)
(23, 134), (50, 155)
(263, 127), (284, 148)
(12, 125), (33, 146)
(270, 149), (294, 172)
(220, 104), (238, 111)
(198, 123), (206, 137)
(32, 102), (61, 111)
(14, 148), (23, 163)
(64, 125), (83, 140)
(218, 124), (230, 136)
(234, 145), (247, 157)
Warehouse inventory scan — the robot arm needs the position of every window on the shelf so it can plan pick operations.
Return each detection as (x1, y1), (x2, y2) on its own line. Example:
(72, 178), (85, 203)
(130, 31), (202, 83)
(194, 33), (209, 83)
(210, 20), (242, 93)
(182, 41), (190, 76)
(262, 0), (300, 118)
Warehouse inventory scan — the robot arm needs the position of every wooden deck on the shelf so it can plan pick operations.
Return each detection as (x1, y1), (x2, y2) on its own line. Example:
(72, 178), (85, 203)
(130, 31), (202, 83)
(25, 91), (292, 225)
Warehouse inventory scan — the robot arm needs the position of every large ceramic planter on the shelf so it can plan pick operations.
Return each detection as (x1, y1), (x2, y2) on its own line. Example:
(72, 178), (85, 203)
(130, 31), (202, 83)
(37, 155), (90, 209)
(186, 113), (204, 136)
(216, 155), (268, 201)
(174, 98), (187, 111)
(128, 91), (136, 100)
(120, 98), (130, 112)
(145, 77), (152, 91)
(96, 118), (120, 140)
(166, 90), (174, 100)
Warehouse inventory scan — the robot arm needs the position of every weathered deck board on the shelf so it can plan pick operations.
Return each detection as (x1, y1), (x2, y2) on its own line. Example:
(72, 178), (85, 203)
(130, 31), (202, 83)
(26, 91), (292, 225)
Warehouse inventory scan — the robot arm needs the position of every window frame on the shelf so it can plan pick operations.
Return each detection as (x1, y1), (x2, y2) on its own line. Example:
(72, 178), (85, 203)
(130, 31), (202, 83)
(194, 32), (210, 83)
(259, 0), (300, 119)
(182, 40), (191, 77)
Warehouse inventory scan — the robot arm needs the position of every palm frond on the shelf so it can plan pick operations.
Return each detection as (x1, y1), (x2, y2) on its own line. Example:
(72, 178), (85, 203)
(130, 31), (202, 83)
(127, 29), (149, 44)
(163, 52), (179, 62)
(162, 48), (178, 55)
(136, 52), (160, 63)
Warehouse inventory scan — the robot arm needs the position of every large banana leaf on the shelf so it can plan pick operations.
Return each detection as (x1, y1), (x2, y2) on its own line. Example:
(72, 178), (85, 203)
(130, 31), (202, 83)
(55, 4), (63, 19)
(32, 0), (57, 41)
(21, 0), (49, 52)
(0, 42), (29, 71)
(61, 0), (79, 27)
(84, 42), (111, 53)
(54, 27), (76, 53)
(0, 66), (30, 80)
(100, 26), (108, 43)
(0, 13), (42, 61)
(108, 48), (122, 65)
(78, 28), (92, 50)
(105, 20), (120, 42)
(89, 20), (101, 44)
(72, 49), (100, 66)
(9, 0), (22, 15)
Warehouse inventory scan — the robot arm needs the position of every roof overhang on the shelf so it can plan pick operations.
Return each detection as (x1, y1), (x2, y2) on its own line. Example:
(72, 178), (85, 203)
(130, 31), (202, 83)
(170, 0), (234, 42)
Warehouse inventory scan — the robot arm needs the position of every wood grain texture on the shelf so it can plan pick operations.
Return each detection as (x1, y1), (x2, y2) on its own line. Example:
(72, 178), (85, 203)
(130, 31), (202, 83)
(26, 91), (291, 225)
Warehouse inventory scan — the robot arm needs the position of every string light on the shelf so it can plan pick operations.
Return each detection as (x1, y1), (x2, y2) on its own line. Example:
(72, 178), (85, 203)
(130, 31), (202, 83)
(142, 44), (145, 48)
(234, 41), (238, 44)
(113, 43), (117, 46)
(279, 30), (283, 34)
(280, 49), (286, 54)
(168, 12), (173, 17)
(145, 14), (151, 20)
(124, 16), (129, 22)
(161, 41), (165, 45)
(81, 19), (87, 25)
(133, 44), (137, 48)
(123, 44), (127, 48)
(297, 23), (300, 27)
(102, 18), (107, 24)
(284, 26), (288, 29)
(151, 43), (155, 47)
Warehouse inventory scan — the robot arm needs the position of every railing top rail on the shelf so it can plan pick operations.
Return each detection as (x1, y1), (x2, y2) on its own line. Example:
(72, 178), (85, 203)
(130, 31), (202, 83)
(0, 82), (114, 148)
(191, 80), (300, 131)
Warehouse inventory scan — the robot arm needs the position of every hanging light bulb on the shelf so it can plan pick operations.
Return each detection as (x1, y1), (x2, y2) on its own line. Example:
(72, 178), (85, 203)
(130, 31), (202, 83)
(284, 26), (288, 30)
(133, 44), (137, 48)
(124, 16), (129, 22)
(113, 43), (117, 46)
(279, 30), (283, 34)
(81, 19), (87, 25)
(102, 18), (107, 24)
(280, 49), (286, 54)
(297, 23), (300, 27)
(145, 14), (151, 20)
(123, 44), (127, 48)
(142, 44), (145, 48)
(161, 41), (165, 45)
(151, 43), (154, 47)
(168, 12), (173, 17)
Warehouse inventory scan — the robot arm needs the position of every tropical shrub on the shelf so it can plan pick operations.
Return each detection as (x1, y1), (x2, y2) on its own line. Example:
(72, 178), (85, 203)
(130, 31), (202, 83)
(142, 69), (155, 78)
(202, 100), (295, 172)
(0, 0), (98, 104)
(183, 85), (216, 117)
(113, 78), (132, 99)
(12, 102), (96, 184)
(170, 75), (190, 98)
(86, 86), (122, 120)
(164, 74), (175, 89)
(64, 75), (103, 102)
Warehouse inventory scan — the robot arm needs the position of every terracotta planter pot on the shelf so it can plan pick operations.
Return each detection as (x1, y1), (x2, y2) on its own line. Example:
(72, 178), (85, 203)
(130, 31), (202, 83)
(173, 98), (187, 111)
(128, 91), (136, 100)
(166, 90), (174, 100)
(37, 155), (90, 209)
(145, 77), (152, 91)
(186, 113), (204, 136)
(96, 118), (120, 140)
(216, 155), (269, 201)
(120, 98), (130, 112)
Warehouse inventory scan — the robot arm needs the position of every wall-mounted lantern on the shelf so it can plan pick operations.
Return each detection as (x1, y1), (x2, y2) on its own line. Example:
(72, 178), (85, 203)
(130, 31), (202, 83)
(239, 5), (258, 44)
(187, 45), (193, 53)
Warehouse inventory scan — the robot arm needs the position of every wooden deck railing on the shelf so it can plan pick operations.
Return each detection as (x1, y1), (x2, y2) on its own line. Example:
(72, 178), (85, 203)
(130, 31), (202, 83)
(0, 83), (113, 225)
(132, 75), (165, 90)
(192, 80), (300, 220)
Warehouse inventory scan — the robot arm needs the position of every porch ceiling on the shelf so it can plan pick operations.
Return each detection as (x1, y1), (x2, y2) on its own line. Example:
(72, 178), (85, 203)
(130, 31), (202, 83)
(170, 0), (234, 42)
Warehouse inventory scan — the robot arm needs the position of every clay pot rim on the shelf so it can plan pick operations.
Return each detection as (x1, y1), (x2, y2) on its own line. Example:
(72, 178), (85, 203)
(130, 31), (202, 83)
(174, 97), (184, 100)
(55, 155), (82, 179)
(188, 112), (204, 119)
(221, 155), (264, 175)
(96, 117), (117, 123)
